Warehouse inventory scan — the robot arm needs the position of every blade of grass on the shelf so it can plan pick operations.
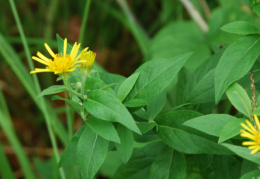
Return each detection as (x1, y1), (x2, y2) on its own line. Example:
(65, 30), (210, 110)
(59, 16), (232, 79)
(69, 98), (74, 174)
(115, 0), (149, 57)
(79, 0), (92, 45)
(0, 140), (15, 179)
(0, 89), (35, 179)
(8, 1), (66, 178)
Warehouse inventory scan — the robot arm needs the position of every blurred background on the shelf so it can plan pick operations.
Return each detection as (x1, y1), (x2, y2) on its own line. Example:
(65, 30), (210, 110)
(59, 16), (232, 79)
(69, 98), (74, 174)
(0, 0), (257, 178)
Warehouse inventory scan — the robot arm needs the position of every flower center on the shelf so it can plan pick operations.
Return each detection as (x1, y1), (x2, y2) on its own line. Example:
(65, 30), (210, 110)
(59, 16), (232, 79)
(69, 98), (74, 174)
(48, 54), (75, 74)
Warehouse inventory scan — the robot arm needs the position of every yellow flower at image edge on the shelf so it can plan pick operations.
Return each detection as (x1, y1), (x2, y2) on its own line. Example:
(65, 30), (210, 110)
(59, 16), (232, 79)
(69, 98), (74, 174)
(240, 114), (260, 154)
(30, 38), (82, 74)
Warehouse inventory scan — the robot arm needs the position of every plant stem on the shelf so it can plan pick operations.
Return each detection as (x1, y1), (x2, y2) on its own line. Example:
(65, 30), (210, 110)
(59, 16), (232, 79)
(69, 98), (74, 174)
(8, 0), (66, 178)
(180, 0), (208, 33)
(79, 0), (92, 45)
(65, 92), (74, 140)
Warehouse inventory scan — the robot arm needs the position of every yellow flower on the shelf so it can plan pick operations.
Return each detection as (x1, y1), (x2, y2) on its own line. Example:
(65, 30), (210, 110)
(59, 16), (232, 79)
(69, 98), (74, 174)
(240, 114), (260, 154)
(30, 38), (82, 74)
(80, 48), (96, 70)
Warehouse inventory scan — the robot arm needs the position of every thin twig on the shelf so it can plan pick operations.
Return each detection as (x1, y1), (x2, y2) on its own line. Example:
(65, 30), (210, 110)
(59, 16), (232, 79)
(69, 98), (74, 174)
(250, 71), (257, 111)
(180, 0), (208, 33)
(199, 0), (211, 19)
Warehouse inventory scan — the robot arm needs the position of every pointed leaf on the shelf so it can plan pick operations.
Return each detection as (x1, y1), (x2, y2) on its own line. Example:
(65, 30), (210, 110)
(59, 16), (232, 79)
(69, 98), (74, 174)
(226, 83), (252, 117)
(86, 117), (120, 143)
(221, 143), (260, 165)
(147, 92), (166, 121)
(125, 53), (192, 103)
(115, 125), (134, 163)
(77, 127), (109, 179)
(221, 21), (260, 35)
(215, 35), (260, 103)
(157, 126), (232, 154)
(118, 73), (140, 102)
(219, 118), (246, 143)
(37, 85), (66, 99)
(85, 90), (141, 134)
(183, 114), (236, 137)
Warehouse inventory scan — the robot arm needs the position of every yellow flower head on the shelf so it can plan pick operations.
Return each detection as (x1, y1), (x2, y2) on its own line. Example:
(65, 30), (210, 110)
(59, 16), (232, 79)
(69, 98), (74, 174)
(80, 48), (96, 70)
(240, 114), (260, 154)
(30, 38), (82, 74)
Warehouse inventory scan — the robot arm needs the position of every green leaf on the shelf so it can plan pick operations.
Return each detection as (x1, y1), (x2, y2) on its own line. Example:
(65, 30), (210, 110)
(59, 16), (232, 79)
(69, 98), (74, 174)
(125, 53), (192, 103)
(157, 126), (232, 154)
(221, 21), (260, 35)
(77, 126), (109, 179)
(86, 117), (120, 143)
(52, 95), (82, 114)
(240, 170), (260, 179)
(115, 125), (134, 163)
(253, 3), (260, 17)
(186, 69), (215, 104)
(221, 143), (260, 165)
(137, 122), (156, 134)
(85, 77), (103, 90)
(183, 114), (236, 137)
(59, 124), (86, 167)
(147, 92), (166, 121)
(149, 147), (186, 179)
(85, 90), (141, 134)
(113, 142), (164, 179)
(118, 73), (140, 102)
(36, 85), (67, 99)
(100, 83), (117, 91)
(151, 21), (210, 71)
(218, 118), (245, 143)
(215, 35), (260, 103)
(226, 83), (252, 117)
(123, 99), (148, 108)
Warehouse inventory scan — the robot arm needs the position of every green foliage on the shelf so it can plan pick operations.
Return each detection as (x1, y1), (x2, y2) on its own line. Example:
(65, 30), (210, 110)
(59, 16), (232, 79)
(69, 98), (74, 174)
(125, 53), (192, 103)
(226, 83), (252, 117)
(4, 1), (260, 178)
(215, 35), (260, 103)
(221, 21), (260, 35)
(36, 85), (67, 99)
(84, 90), (141, 134)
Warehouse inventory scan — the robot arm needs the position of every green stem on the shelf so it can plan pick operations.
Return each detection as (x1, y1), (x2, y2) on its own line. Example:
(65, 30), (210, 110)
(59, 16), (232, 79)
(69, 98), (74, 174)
(0, 90), (35, 179)
(63, 77), (82, 98)
(79, 0), (92, 45)
(8, 1), (66, 178)
(65, 92), (74, 140)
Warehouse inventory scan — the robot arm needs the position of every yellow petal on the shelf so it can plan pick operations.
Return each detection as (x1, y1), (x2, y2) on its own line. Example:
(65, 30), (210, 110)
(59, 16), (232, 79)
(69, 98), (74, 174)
(250, 148), (260, 154)
(254, 115), (260, 131)
(242, 141), (258, 146)
(37, 52), (50, 62)
(32, 56), (50, 66)
(44, 43), (56, 58)
(30, 68), (51, 74)
(245, 120), (257, 134)
(64, 38), (67, 55)
(241, 122), (255, 134)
